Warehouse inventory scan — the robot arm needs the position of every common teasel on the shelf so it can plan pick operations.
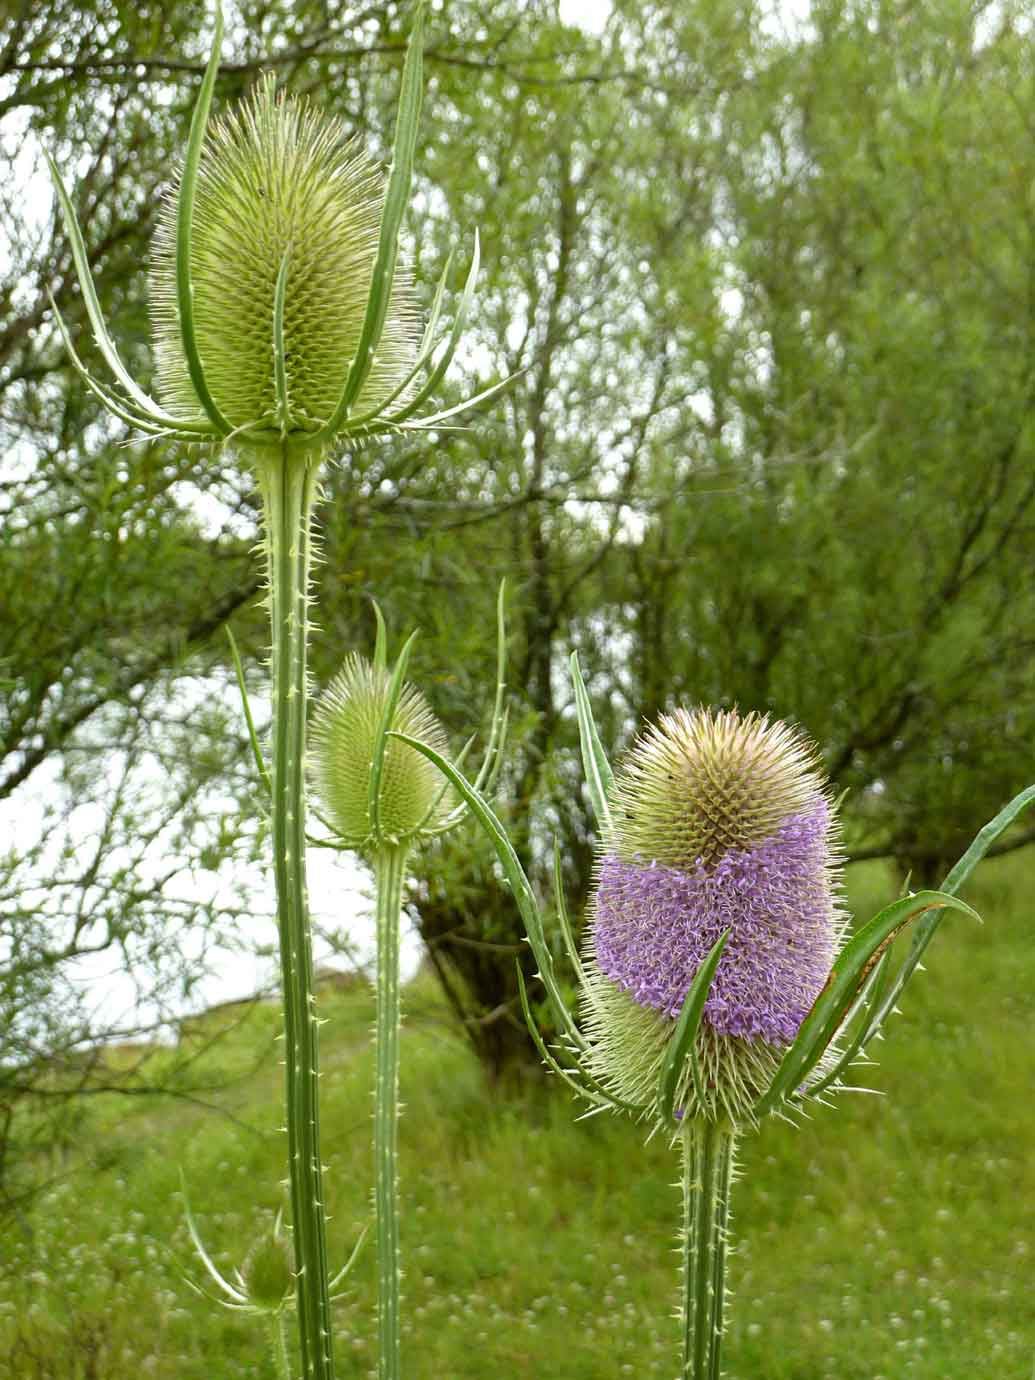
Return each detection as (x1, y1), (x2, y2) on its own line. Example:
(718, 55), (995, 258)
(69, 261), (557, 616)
(398, 653), (983, 1380)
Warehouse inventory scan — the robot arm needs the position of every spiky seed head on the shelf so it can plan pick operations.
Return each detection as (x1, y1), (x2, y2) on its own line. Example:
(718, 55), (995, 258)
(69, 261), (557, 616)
(150, 75), (417, 450)
(241, 1221), (294, 1313)
(610, 707), (823, 869)
(582, 707), (846, 1127)
(310, 653), (451, 852)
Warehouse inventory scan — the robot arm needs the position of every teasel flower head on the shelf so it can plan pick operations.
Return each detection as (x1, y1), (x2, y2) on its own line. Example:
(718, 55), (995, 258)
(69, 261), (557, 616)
(397, 652), (981, 1137)
(181, 1193), (367, 1317)
(148, 74), (418, 452)
(45, 6), (509, 467)
(580, 707), (847, 1127)
(310, 650), (453, 856)
(310, 590), (507, 858)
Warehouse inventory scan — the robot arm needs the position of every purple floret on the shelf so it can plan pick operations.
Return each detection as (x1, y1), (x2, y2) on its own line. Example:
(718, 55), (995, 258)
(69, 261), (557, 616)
(592, 803), (836, 1044)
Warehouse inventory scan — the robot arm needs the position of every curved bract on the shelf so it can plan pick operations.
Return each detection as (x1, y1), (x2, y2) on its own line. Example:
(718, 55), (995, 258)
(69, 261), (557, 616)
(382, 600), (1007, 1380)
(46, 4), (514, 463)
(399, 652), (987, 1134)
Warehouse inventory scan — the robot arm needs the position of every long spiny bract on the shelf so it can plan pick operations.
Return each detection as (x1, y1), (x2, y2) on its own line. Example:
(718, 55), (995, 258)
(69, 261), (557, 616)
(151, 76), (418, 447)
(310, 653), (452, 854)
(610, 707), (827, 868)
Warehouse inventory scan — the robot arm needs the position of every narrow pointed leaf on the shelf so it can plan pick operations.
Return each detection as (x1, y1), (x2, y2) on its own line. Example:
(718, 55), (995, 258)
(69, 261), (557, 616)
(805, 949), (892, 1097)
(273, 244), (292, 435)
(470, 575), (508, 795)
(343, 249), (454, 431)
(46, 157), (169, 419)
(226, 627), (271, 798)
(175, 7), (232, 435)
(328, 1223), (370, 1293)
(516, 962), (638, 1114)
(753, 890), (980, 1119)
(413, 733), (474, 836)
(388, 231), (481, 425)
(860, 784), (1035, 1046)
(657, 929), (730, 1125)
(570, 651), (614, 832)
(397, 370), (520, 430)
(371, 599), (388, 671)
(515, 964), (612, 1109)
(310, 1), (426, 444)
(180, 1174), (248, 1304)
(47, 289), (211, 438)
(369, 630), (418, 840)
(390, 731), (588, 1051)
(552, 841), (586, 986)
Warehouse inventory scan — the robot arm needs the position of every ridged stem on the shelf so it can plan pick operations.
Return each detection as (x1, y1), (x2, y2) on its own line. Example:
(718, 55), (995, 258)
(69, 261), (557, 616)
(680, 1118), (736, 1380)
(259, 447), (334, 1380)
(271, 1313), (291, 1380)
(373, 844), (409, 1380)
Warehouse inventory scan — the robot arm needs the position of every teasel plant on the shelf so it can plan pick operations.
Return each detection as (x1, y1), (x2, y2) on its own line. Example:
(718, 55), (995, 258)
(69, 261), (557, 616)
(306, 593), (507, 1380)
(44, 5), (510, 1378)
(397, 654), (1034, 1380)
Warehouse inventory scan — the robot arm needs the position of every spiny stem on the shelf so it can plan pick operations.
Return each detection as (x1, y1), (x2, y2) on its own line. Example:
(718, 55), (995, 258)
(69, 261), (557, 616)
(271, 1312), (291, 1380)
(680, 1118), (736, 1380)
(259, 446), (334, 1380)
(373, 845), (409, 1380)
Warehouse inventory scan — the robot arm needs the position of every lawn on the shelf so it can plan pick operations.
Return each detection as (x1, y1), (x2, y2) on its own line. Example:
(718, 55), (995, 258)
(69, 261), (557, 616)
(1, 852), (1032, 1379)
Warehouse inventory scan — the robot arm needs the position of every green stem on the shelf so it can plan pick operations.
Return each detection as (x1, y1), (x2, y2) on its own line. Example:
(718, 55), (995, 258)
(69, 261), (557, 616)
(259, 447), (334, 1380)
(373, 845), (409, 1380)
(271, 1312), (291, 1380)
(680, 1118), (736, 1380)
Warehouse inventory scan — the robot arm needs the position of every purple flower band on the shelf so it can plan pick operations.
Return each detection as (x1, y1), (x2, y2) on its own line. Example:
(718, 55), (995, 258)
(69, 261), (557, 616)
(593, 803), (836, 1044)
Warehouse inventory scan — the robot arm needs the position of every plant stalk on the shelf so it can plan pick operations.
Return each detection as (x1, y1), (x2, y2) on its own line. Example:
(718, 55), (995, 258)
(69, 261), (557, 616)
(680, 1118), (736, 1380)
(271, 1313), (292, 1380)
(260, 447), (334, 1380)
(373, 844), (409, 1380)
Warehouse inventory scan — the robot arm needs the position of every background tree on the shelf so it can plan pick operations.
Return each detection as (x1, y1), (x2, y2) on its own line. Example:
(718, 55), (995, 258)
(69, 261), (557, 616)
(2, 0), (1033, 1102)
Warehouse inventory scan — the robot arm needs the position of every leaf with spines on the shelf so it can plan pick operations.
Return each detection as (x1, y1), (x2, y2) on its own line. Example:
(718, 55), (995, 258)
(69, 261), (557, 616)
(657, 928), (731, 1126)
(754, 889), (980, 1118)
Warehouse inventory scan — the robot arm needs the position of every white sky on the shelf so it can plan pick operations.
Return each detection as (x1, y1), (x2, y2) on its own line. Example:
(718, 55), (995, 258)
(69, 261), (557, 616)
(559, 0), (611, 30)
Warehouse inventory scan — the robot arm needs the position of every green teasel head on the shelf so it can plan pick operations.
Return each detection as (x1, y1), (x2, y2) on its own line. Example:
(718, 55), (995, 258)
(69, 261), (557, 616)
(310, 649), (453, 855)
(581, 707), (848, 1128)
(45, 4), (509, 463)
(239, 1213), (295, 1315)
(149, 74), (418, 453)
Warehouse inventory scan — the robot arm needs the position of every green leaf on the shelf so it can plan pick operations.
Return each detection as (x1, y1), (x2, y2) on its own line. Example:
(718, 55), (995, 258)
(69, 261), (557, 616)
(570, 652), (614, 832)
(657, 929), (730, 1125)
(272, 244), (292, 435)
(514, 963), (612, 1109)
(861, 784), (1035, 1048)
(469, 576), (509, 796)
(391, 730), (588, 1052)
(345, 247), (455, 430)
(175, 6), (232, 436)
(371, 598), (389, 671)
(753, 889), (980, 1119)
(312, 0), (426, 442)
(386, 231), (482, 425)
(369, 630), (418, 841)
(226, 627), (271, 798)
(552, 840), (586, 987)
(805, 948), (892, 1098)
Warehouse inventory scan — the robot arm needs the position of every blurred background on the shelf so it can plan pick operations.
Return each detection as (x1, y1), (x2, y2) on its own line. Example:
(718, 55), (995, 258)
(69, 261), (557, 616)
(1, 2), (1033, 1373)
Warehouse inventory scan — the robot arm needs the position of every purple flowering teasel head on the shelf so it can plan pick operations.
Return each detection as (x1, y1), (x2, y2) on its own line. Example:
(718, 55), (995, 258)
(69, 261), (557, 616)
(580, 707), (847, 1128)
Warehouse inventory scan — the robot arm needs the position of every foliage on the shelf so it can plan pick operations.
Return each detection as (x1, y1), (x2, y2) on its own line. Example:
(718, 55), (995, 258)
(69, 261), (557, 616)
(2, 0), (1034, 1089)
(0, 852), (1031, 1377)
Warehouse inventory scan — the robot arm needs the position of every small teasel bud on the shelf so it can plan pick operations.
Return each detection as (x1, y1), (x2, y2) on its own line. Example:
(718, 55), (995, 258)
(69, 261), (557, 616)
(150, 75), (417, 450)
(241, 1219), (295, 1314)
(310, 653), (451, 852)
(581, 707), (846, 1126)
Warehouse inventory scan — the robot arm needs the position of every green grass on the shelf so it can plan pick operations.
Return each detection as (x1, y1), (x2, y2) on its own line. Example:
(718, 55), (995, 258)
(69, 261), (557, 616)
(2, 851), (1033, 1379)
